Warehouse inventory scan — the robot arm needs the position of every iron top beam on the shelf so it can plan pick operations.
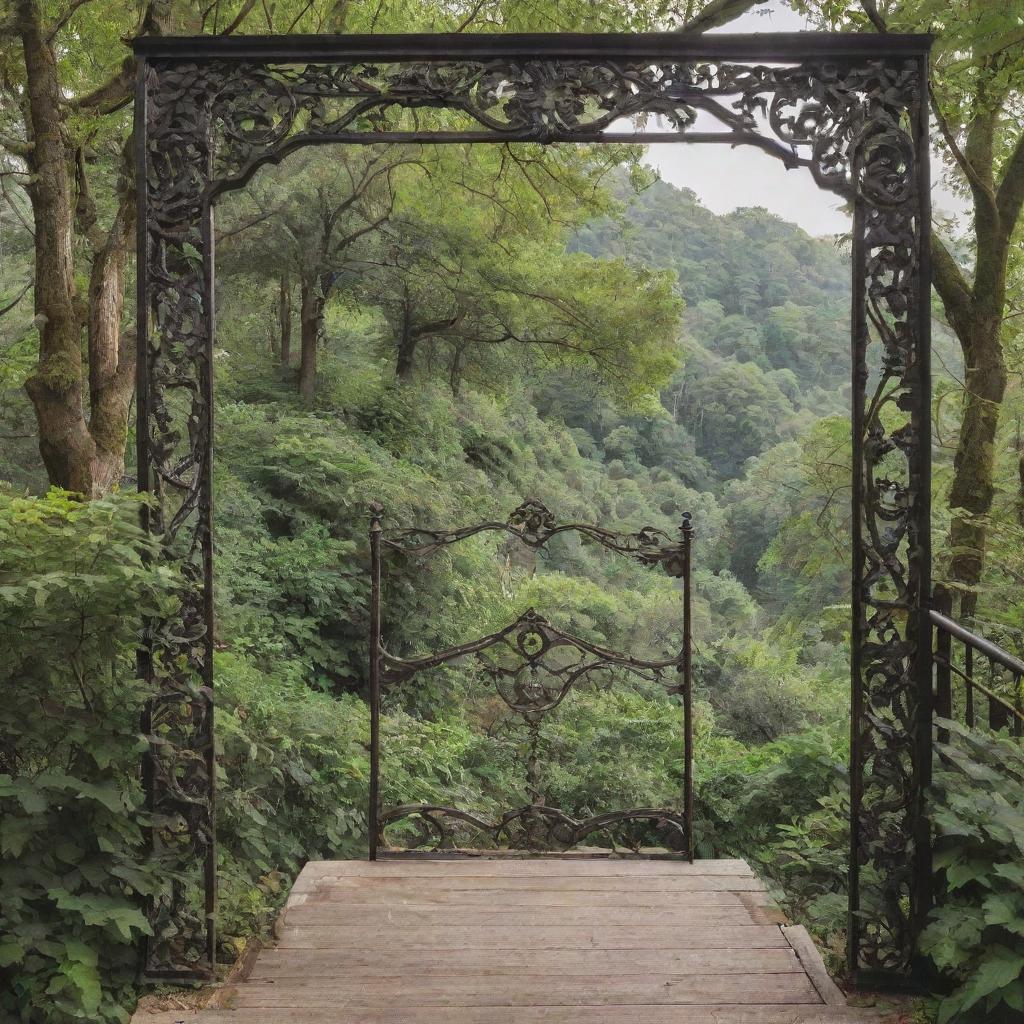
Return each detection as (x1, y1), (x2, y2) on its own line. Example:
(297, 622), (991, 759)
(131, 31), (932, 62)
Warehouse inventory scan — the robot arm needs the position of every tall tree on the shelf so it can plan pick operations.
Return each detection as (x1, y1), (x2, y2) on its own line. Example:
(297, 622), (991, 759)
(352, 205), (682, 401)
(0, 0), (767, 494)
(795, 0), (1024, 616)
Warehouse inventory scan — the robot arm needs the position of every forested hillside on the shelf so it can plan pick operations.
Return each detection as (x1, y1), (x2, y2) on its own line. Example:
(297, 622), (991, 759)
(3, 2), (1024, 1021)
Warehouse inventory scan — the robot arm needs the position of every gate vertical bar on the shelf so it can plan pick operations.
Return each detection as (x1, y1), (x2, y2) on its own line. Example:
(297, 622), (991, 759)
(368, 503), (384, 861)
(134, 56), (155, 972)
(681, 512), (694, 863)
(847, 182), (867, 980)
(200, 190), (218, 972)
(136, 57), (218, 979)
(911, 47), (934, 969)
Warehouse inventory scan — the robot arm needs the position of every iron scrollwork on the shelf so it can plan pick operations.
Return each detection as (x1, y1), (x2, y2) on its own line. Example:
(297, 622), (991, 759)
(370, 505), (694, 858)
(136, 35), (930, 981)
(385, 497), (690, 576)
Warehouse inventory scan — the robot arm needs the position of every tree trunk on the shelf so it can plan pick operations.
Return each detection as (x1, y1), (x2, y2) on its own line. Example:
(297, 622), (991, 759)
(84, 161), (136, 494)
(449, 345), (464, 396)
(18, 0), (135, 497)
(395, 294), (417, 381)
(19, 1), (93, 492)
(279, 272), (292, 366)
(298, 276), (323, 404)
(1016, 445), (1024, 529)
(946, 316), (1008, 619)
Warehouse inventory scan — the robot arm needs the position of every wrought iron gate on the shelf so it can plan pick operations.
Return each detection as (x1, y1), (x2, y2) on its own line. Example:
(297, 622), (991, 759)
(367, 499), (694, 859)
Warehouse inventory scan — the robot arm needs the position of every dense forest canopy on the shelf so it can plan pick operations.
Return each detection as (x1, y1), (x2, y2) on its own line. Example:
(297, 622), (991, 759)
(2, 1), (1024, 1022)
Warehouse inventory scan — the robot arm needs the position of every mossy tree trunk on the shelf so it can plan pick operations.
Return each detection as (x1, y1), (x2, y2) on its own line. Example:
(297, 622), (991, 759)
(16, 0), (139, 497)
(930, 81), (1024, 617)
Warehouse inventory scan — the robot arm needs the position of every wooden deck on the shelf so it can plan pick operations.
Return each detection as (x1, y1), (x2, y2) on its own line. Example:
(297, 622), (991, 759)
(134, 857), (896, 1023)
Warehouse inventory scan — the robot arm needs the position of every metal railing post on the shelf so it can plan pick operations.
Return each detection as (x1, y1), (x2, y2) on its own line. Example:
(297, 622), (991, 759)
(934, 589), (952, 744)
(681, 512), (694, 863)
(368, 503), (384, 861)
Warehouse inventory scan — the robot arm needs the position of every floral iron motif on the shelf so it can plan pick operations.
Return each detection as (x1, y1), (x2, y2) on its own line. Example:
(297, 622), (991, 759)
(385, 498), (691, 576)
(379, 803), (689, 853)
(371, 571), (693, 861)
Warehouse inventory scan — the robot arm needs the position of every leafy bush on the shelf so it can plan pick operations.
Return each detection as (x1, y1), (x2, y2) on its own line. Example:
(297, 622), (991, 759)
(921, 722), (1024, 1023)
(213, 653), (369, 954)
(0, 490), (174, 1023)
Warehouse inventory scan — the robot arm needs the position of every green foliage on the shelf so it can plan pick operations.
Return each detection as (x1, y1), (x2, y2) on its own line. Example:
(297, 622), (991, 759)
(921, 723), (1024, 1023)
(213, 653), (370, 953)
(0, 490), (173, 1023)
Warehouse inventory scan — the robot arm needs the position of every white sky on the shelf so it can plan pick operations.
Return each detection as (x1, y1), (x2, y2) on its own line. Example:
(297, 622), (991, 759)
(645, 3), (967, 238)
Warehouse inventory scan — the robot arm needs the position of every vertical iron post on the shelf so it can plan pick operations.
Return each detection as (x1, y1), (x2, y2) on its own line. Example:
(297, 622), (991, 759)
(935, 590), (952, 744)
(368, 503), (384, 861)
(847, 181), (867, 978)
(910, 49), (935, 974)
(964, 645), (974, 728)
(681, 512), (694, 863)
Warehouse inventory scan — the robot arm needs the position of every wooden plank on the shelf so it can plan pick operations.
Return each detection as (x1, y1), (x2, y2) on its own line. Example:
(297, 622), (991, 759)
(129, 856), (883, 1024)
(280, 904), (759, 927)
(297, 889), (749, 907)
(297, 858), (754, 879)
(304, 873), (766, 892)
(273, 923), (791, 949)
(134, 1006), (895, 1023)
(782, 925), (847, 1006)
(231, 971), (823, 1007)
(252, 946), (804, 978)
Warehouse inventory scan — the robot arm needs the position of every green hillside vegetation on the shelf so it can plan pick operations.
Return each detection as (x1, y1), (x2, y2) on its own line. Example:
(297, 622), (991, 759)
(3, 15), (1024, 1017)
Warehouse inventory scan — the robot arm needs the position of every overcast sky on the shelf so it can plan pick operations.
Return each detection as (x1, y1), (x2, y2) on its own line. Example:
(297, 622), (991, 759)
(645, 3), (966, 237)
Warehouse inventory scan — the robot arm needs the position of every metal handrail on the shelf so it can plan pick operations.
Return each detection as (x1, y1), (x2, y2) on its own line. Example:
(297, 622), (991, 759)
(929, 609), (1024, 677)
(931, 597), (1024, 735)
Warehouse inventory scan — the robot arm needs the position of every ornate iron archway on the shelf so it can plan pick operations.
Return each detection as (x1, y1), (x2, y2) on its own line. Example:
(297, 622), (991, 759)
(132, 31), (933, 985)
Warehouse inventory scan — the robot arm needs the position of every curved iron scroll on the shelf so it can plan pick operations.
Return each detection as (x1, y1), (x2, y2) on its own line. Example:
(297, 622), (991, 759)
(368, 502), (694, 860)
(379, 804), (689, 854)
(384, 497), (689, 576)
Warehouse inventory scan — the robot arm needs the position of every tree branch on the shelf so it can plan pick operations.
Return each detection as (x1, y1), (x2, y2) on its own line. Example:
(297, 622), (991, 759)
(931, 234), (974, 341)
(0, 133), (33, 157)
(65, 61), (134, 114)
(679, 0), (767, 33)
(996, 129), (1024, 240)
(219, 0), (259, 35)
(0, 279), (32, 318)
(930, 83), (996, 207)
(47, 0), (95, 42)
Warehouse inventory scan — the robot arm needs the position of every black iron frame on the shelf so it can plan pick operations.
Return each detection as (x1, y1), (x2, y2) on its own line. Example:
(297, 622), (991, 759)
(368, 500), (694, 859)
(131, 30), (933, 984)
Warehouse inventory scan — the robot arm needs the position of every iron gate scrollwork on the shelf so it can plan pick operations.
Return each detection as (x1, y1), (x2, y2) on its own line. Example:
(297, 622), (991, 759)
(367, 500), (695, 859)
(133, 31), (932, 983)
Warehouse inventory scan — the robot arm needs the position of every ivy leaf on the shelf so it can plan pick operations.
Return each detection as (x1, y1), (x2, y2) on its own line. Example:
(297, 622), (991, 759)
(957, 946), (1024, 1013)
(61, 960), (102, 1015)
(0, 941), (25, 967)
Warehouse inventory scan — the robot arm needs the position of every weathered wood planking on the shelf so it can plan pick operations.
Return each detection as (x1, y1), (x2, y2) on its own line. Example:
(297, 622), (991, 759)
(296, 856), (755, 880)
(231, 972), (823, 1007)
(282, 904), (760, 927)
(251, 946), (805, 977)
(132, 856), (894, 1024)
(136, 1008), (893, 1024)
(273, 923), (792, 949)
(297, 887), (756, 905)
(304, 872), (767, 891)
